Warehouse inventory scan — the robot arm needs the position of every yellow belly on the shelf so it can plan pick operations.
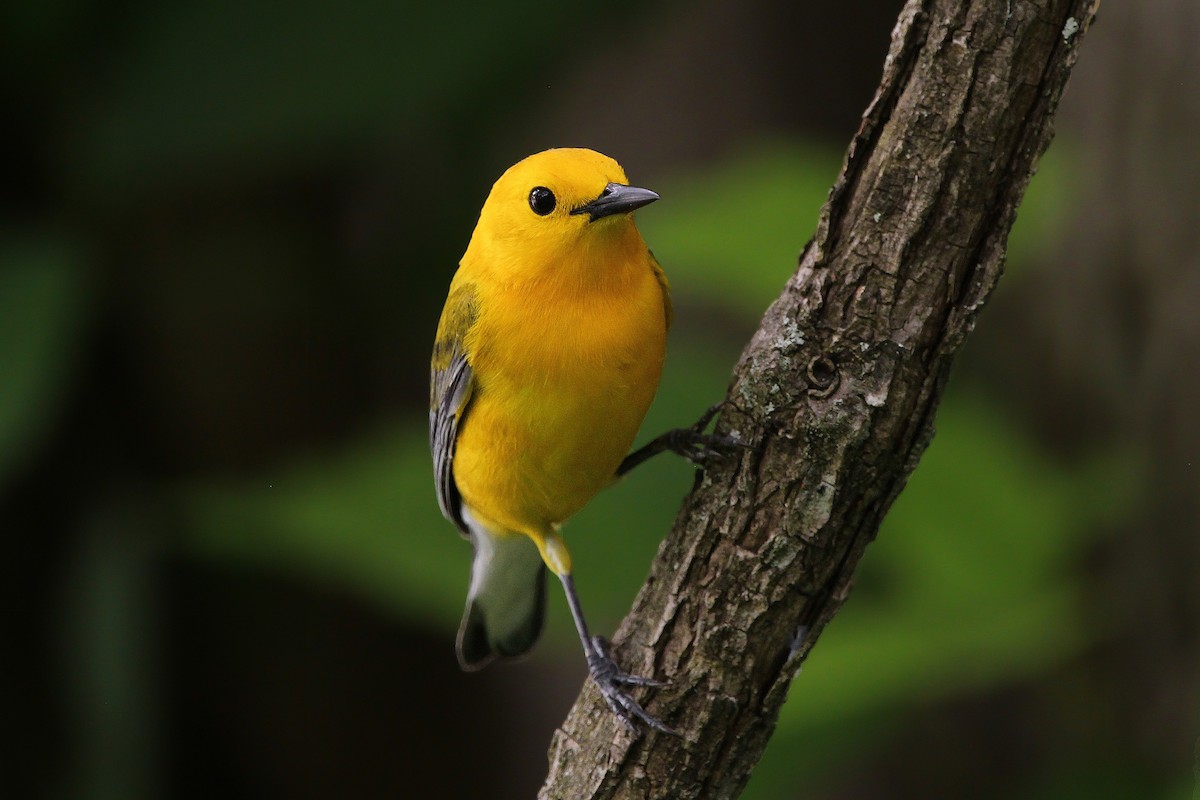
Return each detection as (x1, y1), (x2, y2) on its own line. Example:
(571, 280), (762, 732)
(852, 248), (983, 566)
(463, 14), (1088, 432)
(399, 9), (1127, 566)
(453, 268), (666, 537)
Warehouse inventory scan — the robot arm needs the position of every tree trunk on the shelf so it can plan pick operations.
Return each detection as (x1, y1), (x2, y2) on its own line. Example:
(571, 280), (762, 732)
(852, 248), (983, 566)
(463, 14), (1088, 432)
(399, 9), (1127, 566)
(540, 1), (1101, 798)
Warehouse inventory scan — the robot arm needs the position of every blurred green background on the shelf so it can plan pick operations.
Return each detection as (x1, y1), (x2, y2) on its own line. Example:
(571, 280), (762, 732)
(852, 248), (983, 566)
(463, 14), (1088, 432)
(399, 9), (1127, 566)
(4, 1), (1198, 798)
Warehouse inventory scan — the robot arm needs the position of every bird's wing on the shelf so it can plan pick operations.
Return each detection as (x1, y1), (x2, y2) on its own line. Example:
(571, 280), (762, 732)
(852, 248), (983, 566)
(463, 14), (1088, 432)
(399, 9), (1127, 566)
(430, 280), (478, 537)
(648, 249), (673, 330)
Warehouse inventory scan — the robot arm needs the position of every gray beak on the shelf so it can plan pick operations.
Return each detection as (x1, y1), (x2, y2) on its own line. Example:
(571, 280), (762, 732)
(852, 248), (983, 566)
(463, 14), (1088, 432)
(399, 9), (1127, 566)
(571, 182), (660, 222)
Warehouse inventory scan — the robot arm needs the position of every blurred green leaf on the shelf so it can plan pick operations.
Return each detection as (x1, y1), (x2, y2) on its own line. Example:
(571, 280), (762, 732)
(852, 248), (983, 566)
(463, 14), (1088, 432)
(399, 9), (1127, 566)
(0, 235), (86, 486)
(1007, 141), (1077, 269)
(640, 141), (840, 315)
(182, 425), (467, 629)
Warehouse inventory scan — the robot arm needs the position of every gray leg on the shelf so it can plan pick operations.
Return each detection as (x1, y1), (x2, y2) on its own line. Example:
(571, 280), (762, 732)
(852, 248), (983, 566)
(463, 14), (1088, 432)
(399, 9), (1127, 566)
(558, 573), (676, 735)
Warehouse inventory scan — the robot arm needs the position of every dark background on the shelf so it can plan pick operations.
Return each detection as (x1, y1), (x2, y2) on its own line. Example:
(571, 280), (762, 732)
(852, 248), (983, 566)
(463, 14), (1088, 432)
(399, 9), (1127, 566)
(3, 0), (1197, 797)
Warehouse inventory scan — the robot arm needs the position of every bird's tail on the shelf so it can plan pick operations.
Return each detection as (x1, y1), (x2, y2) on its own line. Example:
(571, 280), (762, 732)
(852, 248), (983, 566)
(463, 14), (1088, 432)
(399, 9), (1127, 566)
(456, 515), (546, 670)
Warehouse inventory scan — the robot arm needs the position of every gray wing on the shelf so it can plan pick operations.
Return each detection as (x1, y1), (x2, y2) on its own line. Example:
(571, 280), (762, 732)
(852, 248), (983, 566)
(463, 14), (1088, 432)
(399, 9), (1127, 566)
(429, 282), (478, 536)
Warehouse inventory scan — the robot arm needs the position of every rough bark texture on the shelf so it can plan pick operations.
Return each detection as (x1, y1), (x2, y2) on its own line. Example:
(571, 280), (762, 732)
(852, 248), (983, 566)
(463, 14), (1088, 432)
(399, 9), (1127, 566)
(540, 2), (1100, 798)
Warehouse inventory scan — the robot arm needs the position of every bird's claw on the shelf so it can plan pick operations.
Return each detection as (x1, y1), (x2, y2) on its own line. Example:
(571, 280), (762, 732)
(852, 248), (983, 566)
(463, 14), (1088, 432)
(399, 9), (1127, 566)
(589, 636), (668, 687)
(674, 432), (749, 467)
(672, 402), (754, 468)
(586, 636), (676, 735)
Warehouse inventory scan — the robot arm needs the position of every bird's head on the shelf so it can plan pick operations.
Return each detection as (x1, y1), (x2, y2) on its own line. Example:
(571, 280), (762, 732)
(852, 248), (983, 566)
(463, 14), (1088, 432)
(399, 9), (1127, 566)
(467, 148), (659, 280)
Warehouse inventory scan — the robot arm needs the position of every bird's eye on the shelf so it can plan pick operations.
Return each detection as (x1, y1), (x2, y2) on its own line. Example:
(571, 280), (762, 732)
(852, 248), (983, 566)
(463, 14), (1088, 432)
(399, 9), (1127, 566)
(528, 186), (556, 216)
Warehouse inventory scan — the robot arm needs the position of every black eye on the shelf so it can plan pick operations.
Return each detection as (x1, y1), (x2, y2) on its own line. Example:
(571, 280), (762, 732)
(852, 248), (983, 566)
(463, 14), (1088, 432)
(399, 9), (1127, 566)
(529, 186), (556, 216)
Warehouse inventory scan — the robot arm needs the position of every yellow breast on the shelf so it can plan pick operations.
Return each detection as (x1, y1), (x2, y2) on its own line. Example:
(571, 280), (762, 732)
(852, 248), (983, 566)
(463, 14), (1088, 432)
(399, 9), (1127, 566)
(453, 247), (667, 536)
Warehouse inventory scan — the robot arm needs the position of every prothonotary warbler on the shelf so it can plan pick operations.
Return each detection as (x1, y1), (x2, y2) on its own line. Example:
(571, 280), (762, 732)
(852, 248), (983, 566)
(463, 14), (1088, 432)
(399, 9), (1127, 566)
(430, 148), (726, 732)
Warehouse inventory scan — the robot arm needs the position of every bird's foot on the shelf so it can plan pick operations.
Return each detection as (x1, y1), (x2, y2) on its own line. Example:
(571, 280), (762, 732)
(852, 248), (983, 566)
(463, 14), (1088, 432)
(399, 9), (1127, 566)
(586, 636), (676, 735)
(668, 403), (752, 468)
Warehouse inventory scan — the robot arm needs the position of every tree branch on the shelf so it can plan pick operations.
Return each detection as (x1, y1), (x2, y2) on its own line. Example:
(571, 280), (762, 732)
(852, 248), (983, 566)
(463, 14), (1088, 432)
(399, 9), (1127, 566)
(540, 1), (1100, 797)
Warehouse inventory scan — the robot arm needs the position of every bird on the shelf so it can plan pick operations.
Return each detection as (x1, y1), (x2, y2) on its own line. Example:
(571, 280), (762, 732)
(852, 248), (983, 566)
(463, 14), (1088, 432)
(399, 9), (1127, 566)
(429, 148), (723, 732)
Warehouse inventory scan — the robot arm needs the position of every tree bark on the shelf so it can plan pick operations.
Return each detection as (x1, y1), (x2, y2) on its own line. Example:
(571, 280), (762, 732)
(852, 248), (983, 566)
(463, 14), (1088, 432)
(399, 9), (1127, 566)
(539, 1), (1100, 798)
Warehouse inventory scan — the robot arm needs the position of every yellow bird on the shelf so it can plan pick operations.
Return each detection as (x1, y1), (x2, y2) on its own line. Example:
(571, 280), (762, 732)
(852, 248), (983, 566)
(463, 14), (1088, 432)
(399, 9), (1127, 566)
(430, 148), (718, 732)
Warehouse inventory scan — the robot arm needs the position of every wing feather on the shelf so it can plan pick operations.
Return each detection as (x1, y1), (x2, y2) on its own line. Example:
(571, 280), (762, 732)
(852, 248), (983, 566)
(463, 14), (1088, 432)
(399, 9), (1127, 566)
(430, 282), (478, 536)
(648, 249), (673, 330)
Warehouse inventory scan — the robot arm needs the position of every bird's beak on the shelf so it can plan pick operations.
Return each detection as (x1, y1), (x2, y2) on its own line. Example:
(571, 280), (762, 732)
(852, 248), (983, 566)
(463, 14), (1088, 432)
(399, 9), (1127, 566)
(571, 182), (660, 222)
